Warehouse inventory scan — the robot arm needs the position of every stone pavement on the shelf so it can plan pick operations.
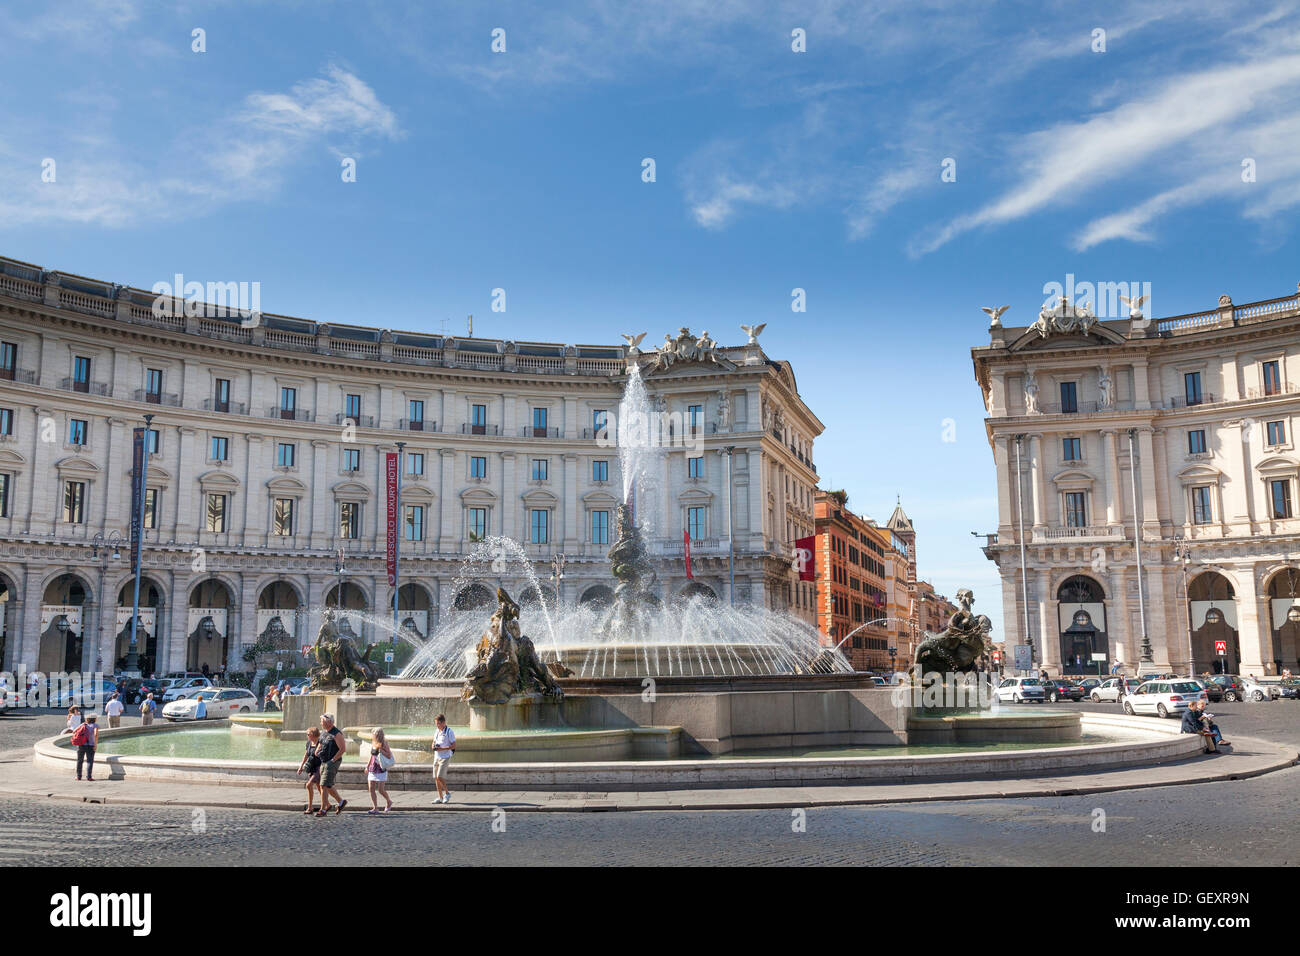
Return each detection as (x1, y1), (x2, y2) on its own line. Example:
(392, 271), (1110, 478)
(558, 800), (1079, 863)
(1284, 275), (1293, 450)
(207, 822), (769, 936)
(1, 732), (1292, 813)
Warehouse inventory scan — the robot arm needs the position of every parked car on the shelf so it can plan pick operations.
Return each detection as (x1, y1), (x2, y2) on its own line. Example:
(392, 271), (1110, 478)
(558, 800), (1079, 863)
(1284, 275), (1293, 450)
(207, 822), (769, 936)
(1123, 680), (1208, 718)
(1240, 675), (1273, 702)
(162, 676), (215, 702)
(1042, 678), (1085, 702)
(995, 677), (1046, 703)
(121, 677), (167, 705)
(1090, 678), (1140, 702)
(1076, 677), (1102, 695)
(46, 677), (118, 709)
(1208, 675), (1248, 702)
(1194, 679), (1224, 702)
(162, 687), (258, 721)
(1275, 678), (1300, 700)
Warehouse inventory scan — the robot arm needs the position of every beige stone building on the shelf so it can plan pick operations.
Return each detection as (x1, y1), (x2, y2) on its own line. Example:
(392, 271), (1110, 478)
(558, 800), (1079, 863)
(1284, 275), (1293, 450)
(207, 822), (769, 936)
(0, 256), (821, 677)
(972, 287), (1300, 677)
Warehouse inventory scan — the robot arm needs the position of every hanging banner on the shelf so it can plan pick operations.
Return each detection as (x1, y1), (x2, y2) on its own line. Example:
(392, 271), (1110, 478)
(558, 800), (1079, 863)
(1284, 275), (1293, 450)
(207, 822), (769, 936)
(794, 535), (815, 581)
(187, 607), (228, 637)
(40, 605), (83, 632)
(115, 607), (157, 632)
(683, 529), (693, 579)
(256, 609), (298, 642)
(385, 452), (399, 586)
(397, 610), (429, 641)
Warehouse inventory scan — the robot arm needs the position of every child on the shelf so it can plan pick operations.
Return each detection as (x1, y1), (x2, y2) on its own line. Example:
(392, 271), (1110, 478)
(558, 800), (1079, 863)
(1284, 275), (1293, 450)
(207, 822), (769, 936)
(72, 715), (98, 780)
(298, 727), (324, 814)
(366, 728), (395, 814)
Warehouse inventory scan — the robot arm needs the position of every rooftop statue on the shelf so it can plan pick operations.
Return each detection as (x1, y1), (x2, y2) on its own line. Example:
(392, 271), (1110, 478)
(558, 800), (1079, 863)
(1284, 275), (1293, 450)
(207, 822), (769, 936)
(1033, 296), (1099, 338)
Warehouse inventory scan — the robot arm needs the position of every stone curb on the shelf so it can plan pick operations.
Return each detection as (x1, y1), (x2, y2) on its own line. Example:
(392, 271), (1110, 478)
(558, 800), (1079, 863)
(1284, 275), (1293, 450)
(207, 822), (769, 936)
(2, 735), (1293, 813)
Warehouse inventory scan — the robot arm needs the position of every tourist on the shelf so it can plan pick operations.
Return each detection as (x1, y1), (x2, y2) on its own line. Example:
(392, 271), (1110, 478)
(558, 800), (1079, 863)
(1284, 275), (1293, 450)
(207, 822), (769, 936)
(140, 692), (156, 727)
(1195, 701), (1228, 747)
(431, 714), (455, 804)
(72, 715), (98, 781)
(366, 728), (395, 814)
(316, 713), (348, 816)
(104, 693), (125, 729)
(193, 693), (208, 721)
(298, 727), (324, 815)
(1180, 702), (1204, 736)
(62, 705), (82, 734)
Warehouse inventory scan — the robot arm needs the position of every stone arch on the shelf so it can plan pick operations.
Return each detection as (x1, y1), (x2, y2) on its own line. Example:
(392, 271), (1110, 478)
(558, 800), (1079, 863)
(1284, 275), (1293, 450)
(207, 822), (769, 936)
(1264, 566), (1300, 675)
(396, 582), (433, 641)
(518, 584), (556, 609)
(186, 577), (236, 675)
(679, 581), (719, 602)
(1186, 570), (1239, 674)
(1055, 574), (1108, 675)
(40, 572), (93, 673)
(0, 569), (16, 672)
(256, 579), (305, 653)
(453, 583), (493, 612)
(114, 574), (167, 674)
(579, 584), (615, 608)
(323, 580), (369, 644)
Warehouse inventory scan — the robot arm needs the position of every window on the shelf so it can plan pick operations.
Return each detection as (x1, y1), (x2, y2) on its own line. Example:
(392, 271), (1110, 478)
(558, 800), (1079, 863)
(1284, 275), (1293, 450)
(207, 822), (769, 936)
(210, 436), (228, 461)
(143, 488), (159, 530)
(63, 481), (86, 524)
(1263, 360), (1282, 396)
(280, 387), (297, 417)
(531, 458), (548, 481)
(339, 502), (360, 539)
(345, 394), (362, 422)
(592, 409), (608, 437)
(0, 408), (12, 436)
(592, 460), (608, 482)
(1059, 381), (1077, 413)
(1062, 437), (1081, 461)
(214, 378), (230, 412)
(688, 404), (703, 430)
(530, 508), (549, 544)
(405, 504), (425, 541)
(206, 494), (227, 532)
(0, 473), (9, 517)
(407, 452), (425, 477)
(73, 356), (91, 391)
(471, 404), (487, 434)
(1188, 429), (1207, 455)
(468, 507), (488, 540)
(145, 368), (163, 402)
(273, 498), (295, 536)
(1267, 421), (1287, 447)
(470, 456), (487, 478)
(1270, 480), (1293, 519)
(1064, 491), (1087, 528)
(688, 456), (704, 478)
(145, 428), (160, 455)
(687, 506), (707, 540)
(408, 399), (424, 427)
(0, 342), (15, 379)
(342, 448), (361, 472)
(532, 407), (548, 435)
(68, 419), (88, 446)
(1184, 371), (1203, 406)
(591, 510), (609, 545)
(1191, 486), (1212, 525)
(277, 442), (296, 468)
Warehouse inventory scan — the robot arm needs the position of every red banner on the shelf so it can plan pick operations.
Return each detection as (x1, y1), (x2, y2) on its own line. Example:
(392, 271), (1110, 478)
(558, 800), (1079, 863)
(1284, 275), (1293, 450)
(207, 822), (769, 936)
(683, 529), (693, 579)
(795, 535), (816, 581)
(385, 453), (398, 586)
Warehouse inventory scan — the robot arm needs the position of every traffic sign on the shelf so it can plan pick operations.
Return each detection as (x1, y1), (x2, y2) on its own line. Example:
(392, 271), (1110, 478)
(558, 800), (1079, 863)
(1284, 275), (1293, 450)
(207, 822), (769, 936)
(276, 661), (283, 671)
(1215, 640), (1227, 655)
(384, 651), (395, 663)
(1013, 644), (1033, 670)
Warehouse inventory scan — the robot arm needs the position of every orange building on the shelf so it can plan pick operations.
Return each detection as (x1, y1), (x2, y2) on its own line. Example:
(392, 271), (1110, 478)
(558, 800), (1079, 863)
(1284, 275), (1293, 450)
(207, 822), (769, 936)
(813, 490), (897, 672)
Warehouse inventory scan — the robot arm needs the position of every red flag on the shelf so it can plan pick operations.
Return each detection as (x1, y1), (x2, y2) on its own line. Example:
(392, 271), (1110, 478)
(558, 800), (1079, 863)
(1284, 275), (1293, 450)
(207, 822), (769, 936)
(385, 453), (398, 585)
(795, 535), (815, 581)
(683, 529), (693, 579)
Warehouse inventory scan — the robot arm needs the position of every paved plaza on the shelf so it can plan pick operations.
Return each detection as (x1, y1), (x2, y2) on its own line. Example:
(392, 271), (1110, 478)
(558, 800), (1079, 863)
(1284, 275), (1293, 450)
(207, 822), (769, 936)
(1, 701), (1295, 866)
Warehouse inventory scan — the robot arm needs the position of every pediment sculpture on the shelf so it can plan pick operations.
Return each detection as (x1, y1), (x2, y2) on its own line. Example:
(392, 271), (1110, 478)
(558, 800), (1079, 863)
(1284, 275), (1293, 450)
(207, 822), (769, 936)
(1032, 297), (1099, 338)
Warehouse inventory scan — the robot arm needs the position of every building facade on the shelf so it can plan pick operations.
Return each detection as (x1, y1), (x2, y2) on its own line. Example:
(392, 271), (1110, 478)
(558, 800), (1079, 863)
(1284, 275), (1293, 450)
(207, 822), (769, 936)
(972, 287), (1300, 677)
(0, 257), (822, 677)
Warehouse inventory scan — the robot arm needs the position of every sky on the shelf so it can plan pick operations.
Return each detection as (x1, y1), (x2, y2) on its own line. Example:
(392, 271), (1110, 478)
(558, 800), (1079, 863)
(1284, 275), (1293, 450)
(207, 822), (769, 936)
(4, 0), (1300, 637)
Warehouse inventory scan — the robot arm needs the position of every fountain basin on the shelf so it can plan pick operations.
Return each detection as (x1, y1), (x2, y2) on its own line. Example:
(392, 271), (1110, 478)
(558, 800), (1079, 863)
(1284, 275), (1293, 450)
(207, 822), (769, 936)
(906, 711), (1081, 746)
(345, 725), (682, 763)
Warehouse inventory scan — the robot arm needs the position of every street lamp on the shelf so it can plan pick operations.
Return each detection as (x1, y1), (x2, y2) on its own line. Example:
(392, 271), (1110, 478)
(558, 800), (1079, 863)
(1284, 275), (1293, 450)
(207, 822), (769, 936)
(126, 413), (155, 674)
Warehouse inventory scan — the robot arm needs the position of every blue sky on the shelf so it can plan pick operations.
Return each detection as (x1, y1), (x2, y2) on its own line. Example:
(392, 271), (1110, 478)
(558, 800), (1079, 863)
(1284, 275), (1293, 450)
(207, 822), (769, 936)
(5, 0), (1300, 634)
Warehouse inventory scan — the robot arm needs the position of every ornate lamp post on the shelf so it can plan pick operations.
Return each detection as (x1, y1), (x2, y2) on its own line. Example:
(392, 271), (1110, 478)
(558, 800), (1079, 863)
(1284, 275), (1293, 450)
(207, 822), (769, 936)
(125, 413), (155, 674)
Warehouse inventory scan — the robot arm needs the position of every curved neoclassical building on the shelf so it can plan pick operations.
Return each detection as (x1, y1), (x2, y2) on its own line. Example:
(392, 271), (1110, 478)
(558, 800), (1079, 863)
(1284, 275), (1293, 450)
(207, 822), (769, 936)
(973, 287), (1300, 677)
(0, 256), (821, 677)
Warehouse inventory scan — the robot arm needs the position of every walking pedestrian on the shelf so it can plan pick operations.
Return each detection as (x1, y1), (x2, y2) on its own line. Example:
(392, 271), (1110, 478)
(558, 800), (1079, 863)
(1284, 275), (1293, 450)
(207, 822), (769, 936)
(193, 693), (208, 721)
(139, 692), (157, 727)
(298, 727), (324, 815)
(104, 693), (125, 729)
(431, 714), (455, 804)
(366, 728), (395, 814)
(316, 713), (348, 816)
(72, 715), (98, 781)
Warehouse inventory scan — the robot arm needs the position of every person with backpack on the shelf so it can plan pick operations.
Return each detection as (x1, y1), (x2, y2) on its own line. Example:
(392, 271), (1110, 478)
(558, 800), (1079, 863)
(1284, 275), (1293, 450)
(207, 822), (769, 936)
(71, 715), (98, 781)
(366, 727), (395, 814)
(139, 692), (157, 727)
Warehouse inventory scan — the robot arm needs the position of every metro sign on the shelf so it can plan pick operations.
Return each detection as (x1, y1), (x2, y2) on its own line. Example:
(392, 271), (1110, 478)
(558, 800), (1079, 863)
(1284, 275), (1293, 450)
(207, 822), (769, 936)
(1215, 640), (1227, 655)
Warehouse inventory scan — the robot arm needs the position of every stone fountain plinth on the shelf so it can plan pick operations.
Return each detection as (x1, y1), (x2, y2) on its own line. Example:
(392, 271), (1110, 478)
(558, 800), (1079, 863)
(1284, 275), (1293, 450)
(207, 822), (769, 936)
(467, 692), (565, 731)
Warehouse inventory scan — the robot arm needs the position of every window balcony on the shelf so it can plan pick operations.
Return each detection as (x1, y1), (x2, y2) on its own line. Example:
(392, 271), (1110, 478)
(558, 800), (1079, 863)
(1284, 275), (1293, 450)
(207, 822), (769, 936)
(202, 398), (247, 415)
(0, 368), (36, 384)
(1166, 394), (1215, 409)
(400, 419), (437, 432)
(60, 378), (110, 396)
(581, 427), (612, 441)
(267, 407), (314, 422)
(1030, 525), (1124, 542)
(521, 426), (560, 438)
(1039, 401), (1098, 414)
(337, 413), (375, 428)
(133, 389), (180, 406)
(460, 423), (500, 436)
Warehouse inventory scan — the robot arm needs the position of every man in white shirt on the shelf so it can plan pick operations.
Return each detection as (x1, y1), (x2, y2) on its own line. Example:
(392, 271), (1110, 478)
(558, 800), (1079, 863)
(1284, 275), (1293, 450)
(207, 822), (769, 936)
(104, 693), (125, 728)
(431, 714), (455, 804)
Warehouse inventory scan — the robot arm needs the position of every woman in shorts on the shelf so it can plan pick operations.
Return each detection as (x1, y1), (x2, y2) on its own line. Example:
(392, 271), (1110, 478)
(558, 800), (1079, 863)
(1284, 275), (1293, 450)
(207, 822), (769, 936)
(366, 727), (394, 814)
(297, 727), (323, 815)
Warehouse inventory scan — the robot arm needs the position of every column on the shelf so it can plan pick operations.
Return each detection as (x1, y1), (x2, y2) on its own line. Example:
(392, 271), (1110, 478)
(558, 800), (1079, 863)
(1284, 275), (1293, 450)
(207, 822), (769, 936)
(437, 449), (457, 551)
(1236, 591), (1266, 676)
(1029, 435), (1046, 529)
(241, 435), (266, 546)
(994, 436), (1014, 535)
(1101, 429), (1119, 526)
(500, 451), (516, 541)
(562, 453), (578, 548)
(1037, 567), (1058, 673)
(100, 418), (128, 535)
(26, 406), (56, 535)
(175, 426), (197, 535)
(169, 571), (194, 675)
(1132, 360), (1152, 410)
(310, 439), (331, 548)
(1137, 427), (1160, 535)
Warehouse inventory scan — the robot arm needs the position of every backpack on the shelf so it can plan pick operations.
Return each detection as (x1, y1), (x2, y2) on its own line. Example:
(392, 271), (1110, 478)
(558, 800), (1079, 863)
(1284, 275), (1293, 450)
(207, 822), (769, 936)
(70, 723), (91, 747)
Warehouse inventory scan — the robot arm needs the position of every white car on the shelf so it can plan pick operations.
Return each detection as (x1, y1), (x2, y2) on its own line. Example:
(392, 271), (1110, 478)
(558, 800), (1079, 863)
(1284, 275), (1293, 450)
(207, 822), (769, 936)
(995, 677), (1046, 703)
(162, 677), (215, 702)
(162, 688), (257, 721)
(1123, 679), (1207, 718)
(1090, 678), (1140, 702)
(1240, 676), (1275, 702)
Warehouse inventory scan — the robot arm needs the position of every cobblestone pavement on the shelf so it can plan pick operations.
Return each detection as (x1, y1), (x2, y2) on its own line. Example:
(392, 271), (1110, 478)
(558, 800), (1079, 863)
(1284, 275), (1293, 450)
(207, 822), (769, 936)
(1, 701), (1295, 865)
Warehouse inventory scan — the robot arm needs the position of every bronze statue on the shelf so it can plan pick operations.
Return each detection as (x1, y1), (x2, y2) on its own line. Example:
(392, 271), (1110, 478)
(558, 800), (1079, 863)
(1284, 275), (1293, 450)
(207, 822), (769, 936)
(308, 609), (381, 692)
(913, 588), (992, 674)
(463, 588), (564, 705)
